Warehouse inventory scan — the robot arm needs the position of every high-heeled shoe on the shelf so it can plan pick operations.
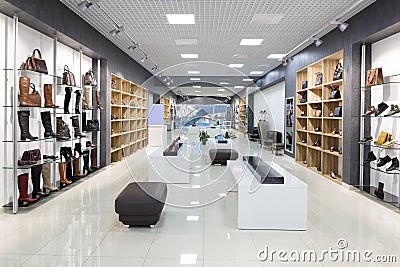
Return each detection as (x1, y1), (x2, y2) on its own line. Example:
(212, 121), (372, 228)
(313, 140), (321, 147)
(330, 171), (337, 179)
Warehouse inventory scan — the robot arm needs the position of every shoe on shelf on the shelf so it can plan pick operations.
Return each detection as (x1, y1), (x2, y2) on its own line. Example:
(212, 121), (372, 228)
(86, 141), (96, 148)
(330, 146), (335, 152)
(122, 101), (127, 106)
(377, 155), (391, 167)
(301, 111), (306, 117)
(360, 136), (373, 143)
(338, 148), (343, 155)
(374, 182), (384, 199)
(387, 157), (399, 172)
(301, 139), (306, 143)
(315, 126), (321, 132)
(329, 112), (334, 117)
(317, 166), (321, 172)
(384, 104), (400, 117)
(381, 138), (395, 147)
(330, 171), (337, 179)
(375, 102), (389, 116)
(363, 105), (377, 116)
(302, 126), (306, 130)
(363, 151), (377, 165)
(303, 160), (307, 165)
(313, 140), (321, 147)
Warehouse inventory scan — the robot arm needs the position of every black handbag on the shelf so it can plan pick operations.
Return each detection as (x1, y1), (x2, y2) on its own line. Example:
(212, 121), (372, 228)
(18, 149), (41, 166)
(328, 86), (341, 99)
(86, 120), (100, 131)
(300, 92), (307, 103)
(334, 106), (342, 117)
(315, 72), (323, 85)
(333, 63), (343, 81)
(302, 81), (308, 89)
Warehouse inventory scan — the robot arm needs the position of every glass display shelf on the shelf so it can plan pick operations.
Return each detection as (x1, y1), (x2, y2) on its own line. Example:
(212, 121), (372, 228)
(4, 68), (62, 79)
(3, 159), (58, 170)
(56, 137), (86, 142)
(353, 81), (400, 90)
(357, 142), (400, 150)
(353, 115), (400, 119)
(56, 84), (100, 91)
(358, 185), (400, 208)
(4, 106), (62, 109)
(3, 137), (56, 143)
(360, 163), (400, 175)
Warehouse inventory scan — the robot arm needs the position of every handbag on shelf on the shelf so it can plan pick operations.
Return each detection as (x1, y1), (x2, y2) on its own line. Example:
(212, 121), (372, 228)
(334, 106), (342, 117)
(300, 92), (307, 103)
(84, 68), (97, 86)
(366, 68), (383, 86)
(18, 149), (41, 166)
(375, 131), (391, 145)
(86, 120), (100, 131)
(328, 86), (341, 99)
(62, 65), (76, 87)
(302, 81), (308, 90)
(23, 49), (48, 74)
(333, 62), (343, 81)
(315, 72), (323, 85)
(27, 83), (41, 107)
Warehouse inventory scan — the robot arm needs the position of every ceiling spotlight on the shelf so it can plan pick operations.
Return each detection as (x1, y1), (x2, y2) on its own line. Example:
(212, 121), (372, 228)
(158, 71), (163, 78)
(109, 25), (124, 37)
(330, 20), (349, 32)
(141, 55), (148, 63)
(78, 0), (93, 12)
(151, 66), (158, 72)
(167, 81), (171, 86)
(128, 43), (139, 51)
(164, 77), (168, 82)
(311, 37), (323, 47)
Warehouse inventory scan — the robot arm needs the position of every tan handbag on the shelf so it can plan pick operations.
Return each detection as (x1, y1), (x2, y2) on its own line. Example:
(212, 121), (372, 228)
(366, 68), (383, 86)
(375, 131), (390, 145)
(23, 49), (48, 74)
(28, 83), (42, 107)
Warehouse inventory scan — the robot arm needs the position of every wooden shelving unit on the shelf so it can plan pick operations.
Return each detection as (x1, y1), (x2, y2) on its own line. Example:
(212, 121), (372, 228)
(160, 96), (170, 124)
(295, 50), (344, 185)
(239, 97), (247, 134)
(110, 73), (148, 163)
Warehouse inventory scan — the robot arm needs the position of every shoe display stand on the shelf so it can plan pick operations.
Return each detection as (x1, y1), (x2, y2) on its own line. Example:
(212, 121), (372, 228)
(295, 50), (344, 184)
(239, 97), (247, 134)
(2, 16), (103, 213)
(357, 73), (400, 208)
(110, 73), (148, 163)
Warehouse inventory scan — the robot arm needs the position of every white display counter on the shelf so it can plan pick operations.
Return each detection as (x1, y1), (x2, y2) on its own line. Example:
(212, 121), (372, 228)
(148, 125), (167, 147)
(227, 160), (307, 230)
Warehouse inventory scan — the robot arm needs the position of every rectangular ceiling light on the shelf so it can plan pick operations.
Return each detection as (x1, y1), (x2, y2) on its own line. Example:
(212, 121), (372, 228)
(243, 78), (253, 82)
(218, 89), (226, 92)
(180, 254), (198, 265)
(235, 86), (244, 89)
(167, 14), (195, 24)
(250, 71), (264, 75)
(190, 78), (201, 81)
(193, 85), (202, 88)
(186, 216), (199, 221)
(181, 54), (199, 59)
(175, 39), (198, 45)
(220, 82), (230, 85)
(251, 14), (285, 25)
(217, 94), (223, 96)
(233, 54), (249, 59)
(267, 54), (286, 59)
(228, 64), (244, 68)
(188, 71), (200, 75)
(195, 90), (202, 93)
(240, 39), (264, 46)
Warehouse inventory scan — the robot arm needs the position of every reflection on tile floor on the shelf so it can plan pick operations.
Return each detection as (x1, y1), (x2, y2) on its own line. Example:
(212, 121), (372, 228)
(0, 133), (399, 266)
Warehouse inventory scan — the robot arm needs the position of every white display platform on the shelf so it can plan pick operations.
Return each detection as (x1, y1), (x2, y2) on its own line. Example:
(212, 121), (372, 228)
(227, 160), (307, 230)
(187, 126), (199, 142)
(148, 147), (190, 184)
(148, 125), (167, 147)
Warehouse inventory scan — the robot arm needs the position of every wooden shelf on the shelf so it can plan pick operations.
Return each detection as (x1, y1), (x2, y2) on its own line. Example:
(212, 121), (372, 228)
(239, 97), (247, 134)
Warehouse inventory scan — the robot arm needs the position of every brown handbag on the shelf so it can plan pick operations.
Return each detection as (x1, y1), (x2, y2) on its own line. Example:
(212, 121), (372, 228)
(84, 69), (97, 86)
(18, 149), (41, 166)
(28, 83), (42, 107)
(62, 65), (76, 86)
(23, 49), (48, 74)
(366, 68), (383, 86)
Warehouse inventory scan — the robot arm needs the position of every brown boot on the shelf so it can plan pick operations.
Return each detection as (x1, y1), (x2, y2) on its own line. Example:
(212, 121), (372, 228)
(96, 91), (103, 110)
(72, 158), (85, 178)
(59, 162), (72, 185)
(18, 173), (37, 203)
(19, 77), (35, 107)
(82, 88), (92, 109)
(44, 84), (59, 108)
(42, 163), (58, 192)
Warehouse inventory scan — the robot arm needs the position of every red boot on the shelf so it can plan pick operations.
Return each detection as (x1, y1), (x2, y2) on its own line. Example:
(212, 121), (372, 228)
(18, 173), (38, 203)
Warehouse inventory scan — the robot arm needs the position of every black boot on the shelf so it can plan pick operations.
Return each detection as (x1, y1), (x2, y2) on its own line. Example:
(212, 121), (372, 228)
(64, 87), (72, 114)
(40, 111), (56, 138)
(74, 143), (83, 157)
(82, 112), (88, 132)
(60, 147), (72, 162)
(31, 165), (49, 198)
(377, 155), (391, 167)
(71, 115), (86, 138)
(83, 150), (91, 174)
(387, 157), (399, 172)
(18, 111), (38, 141)
(374, 182), (384, 199)
(363, 151), (377, 165)
(74, 91), (81, 114)
(66, 160), (73, 182)
(91, 148), (99, 170)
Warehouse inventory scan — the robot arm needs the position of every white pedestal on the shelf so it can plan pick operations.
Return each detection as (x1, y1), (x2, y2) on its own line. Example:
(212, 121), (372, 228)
(228, 161), (307, 230)
(148, 147), (190, 184)
(148, 125), (167, 147)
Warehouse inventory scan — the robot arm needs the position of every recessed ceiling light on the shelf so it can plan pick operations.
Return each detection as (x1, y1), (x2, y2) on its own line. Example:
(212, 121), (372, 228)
(193, 85), (202, 88)
(181, 54), (198, 59)
(195, 90), (202, 93)
(235, 86), (244, 89)
(251, 14), (285, 25)
(175, 39), (198, 45)
(267, 54), (286, 59)
(240, 39), (264, 46)
(258, 64), (270, 67)
(190, 201), (200, 205)
(186, 216), (199, 221)
(243, 78), (253, 82)
(195, 95), (202, 97)
(180, 254), (198, 265)
(218, 89), (225, 92)
(233, 54), (249, 59)
(166, 14), (195, 25)
(188, 71), (200, 75)
(217, 94), (223, 96)
(190, 78), (201, 81)
(220, 82), (230, 85)
(250, 71), (264, 75)
(228, 64), (244, 68)
(192, 185), (200, 188)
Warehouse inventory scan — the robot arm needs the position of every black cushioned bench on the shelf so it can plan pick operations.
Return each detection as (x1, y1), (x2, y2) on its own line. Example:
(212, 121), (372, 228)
(115, 182), (167, 227)
(209, 149), (239, 165)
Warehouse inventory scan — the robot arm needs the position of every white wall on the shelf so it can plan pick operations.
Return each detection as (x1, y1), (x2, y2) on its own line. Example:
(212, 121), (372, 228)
(370, 31), (400, 197)
(253, 82), (285, 133)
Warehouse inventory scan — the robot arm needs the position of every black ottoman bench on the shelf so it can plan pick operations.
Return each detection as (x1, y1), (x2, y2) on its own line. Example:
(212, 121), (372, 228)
(115, 182), (167, 227)
(209, 149), (239, 165)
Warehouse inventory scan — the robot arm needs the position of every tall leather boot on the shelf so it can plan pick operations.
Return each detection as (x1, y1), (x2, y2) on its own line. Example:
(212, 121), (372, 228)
(71, 115), (86, 138)
(74, 91), (81, 114)
(40, 111), (56, 138)
(19, 76), (35, 107)
(18, 111), (38, 141)
(72, 158), (85, 178)
(44, 84), (59, 108)
(82, 112), (88, 132)
(31, 165), (48, 198)
(82, 150), (91, 174)
(90, 148), (99, 170)
(96, 91), (103, 110)
(56, 117), (71, 140)
(18, 173), (37, 203)
(59, 162), (72, 185)
(374, 182), (384, 200)
(74, 143), (83, 157)
(82, 88), (92, 109)
(64, 87), (72, 114)
(66, 161), (73, 182)
(42, 163), (58, 192)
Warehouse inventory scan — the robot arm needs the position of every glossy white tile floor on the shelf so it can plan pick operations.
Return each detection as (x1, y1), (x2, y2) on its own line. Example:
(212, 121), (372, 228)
(0, 134), (400, 266)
